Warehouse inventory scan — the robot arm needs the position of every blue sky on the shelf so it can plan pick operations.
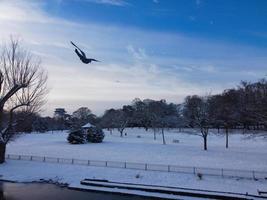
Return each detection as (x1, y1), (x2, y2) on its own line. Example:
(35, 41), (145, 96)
(0, 0), (267, 116)
(46, 0), (267, 46)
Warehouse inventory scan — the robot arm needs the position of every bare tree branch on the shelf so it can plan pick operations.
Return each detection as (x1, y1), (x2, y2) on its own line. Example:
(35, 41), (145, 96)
(0, 37), (48, 147)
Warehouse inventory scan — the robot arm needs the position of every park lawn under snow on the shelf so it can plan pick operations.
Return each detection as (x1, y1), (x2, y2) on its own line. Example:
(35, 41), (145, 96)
(6, 128), (267, 171)
(0, 160), (266, 196)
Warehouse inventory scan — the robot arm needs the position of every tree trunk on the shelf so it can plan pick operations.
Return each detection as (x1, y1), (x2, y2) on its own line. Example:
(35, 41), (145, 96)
(225, 127), (229, 149)
(203, 136), (207, 150)
(161, 128), (166, 145)
(0, 143), (6, 164)
(201, 127), (208, 151)
(0, 107), (4, 130)
(118, 128), (124, 137)
(153, 128), (156, 140)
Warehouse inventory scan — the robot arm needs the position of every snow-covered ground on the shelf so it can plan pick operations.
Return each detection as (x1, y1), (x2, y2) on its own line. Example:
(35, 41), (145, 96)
(0, 160), (266, 196)
(1, 128), (267, 197)
(6, 128), (267, 171)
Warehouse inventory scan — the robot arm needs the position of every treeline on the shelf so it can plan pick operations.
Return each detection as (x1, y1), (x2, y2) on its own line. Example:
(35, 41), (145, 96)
(98, 79), (267, 149)
(2, 107), (98, 133)
(208, 79), (267, 131)
(100, 79), (267, 131)
(8, 79), (267, 136)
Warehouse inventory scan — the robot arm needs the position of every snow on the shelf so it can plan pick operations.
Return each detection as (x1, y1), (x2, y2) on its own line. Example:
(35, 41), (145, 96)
(6, 128), (267, 171)
(0, 160), (265, 196)
(1, 128), (267, 197)
(82, 123), (94, 128)
(70, 184), (184, 200)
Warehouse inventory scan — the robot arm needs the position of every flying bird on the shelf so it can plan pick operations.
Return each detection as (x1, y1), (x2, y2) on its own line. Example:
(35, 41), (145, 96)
(70, 41), (100, 64)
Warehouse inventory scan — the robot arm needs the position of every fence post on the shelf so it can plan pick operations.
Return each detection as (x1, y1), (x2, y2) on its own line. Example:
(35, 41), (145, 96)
(30, 156), (32, 161)
(18, 155), (21, 160)
(57, 158), (59, 163)
(252, 171), (255, 179)
(43, 157), (46, 162)
(7, 154), (10, 159)
(193, 167), (196, 175)
(105, 161), (108, 167)
(221, 168), (224, 177)
(88, 160), (90, 166)
(145, 164), (148, 170)
(168, 165), (170, 172)
(72, 159), (74, 164)
(124, 162), (127, 168)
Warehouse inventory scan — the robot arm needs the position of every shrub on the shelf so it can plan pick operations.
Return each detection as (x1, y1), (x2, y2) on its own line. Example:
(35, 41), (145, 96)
(87, 127), (105, 143)
(67, 129), (86, 144)
(135, 173), (141, 179)
(197, 172), (203, 180)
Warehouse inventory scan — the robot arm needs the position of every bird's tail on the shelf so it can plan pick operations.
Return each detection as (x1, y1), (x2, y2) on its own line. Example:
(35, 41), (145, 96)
(92, 59), (100, 62)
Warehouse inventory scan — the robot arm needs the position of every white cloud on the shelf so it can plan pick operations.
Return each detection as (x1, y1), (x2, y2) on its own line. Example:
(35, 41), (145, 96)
(0, 1), (46, 23)
(82, 0), (129, 6)
(0, 0), (266, 116)
(0, 0), (77, 26)
(127, 45), (147, 61)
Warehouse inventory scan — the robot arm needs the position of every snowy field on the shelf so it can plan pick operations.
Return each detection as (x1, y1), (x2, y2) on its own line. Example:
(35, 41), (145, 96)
(2, 128), (267, 197)
(0, 160), (266, 197)
(6, 128), (267, 171)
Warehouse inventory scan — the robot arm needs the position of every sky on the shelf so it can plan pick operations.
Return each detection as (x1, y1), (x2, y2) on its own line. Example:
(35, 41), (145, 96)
(0, 0), (267, 116)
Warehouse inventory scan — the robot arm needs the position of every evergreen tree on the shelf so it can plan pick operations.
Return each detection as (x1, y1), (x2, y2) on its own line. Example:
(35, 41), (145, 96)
(67, 129), (86, 144)
(87, 127), (105, 143)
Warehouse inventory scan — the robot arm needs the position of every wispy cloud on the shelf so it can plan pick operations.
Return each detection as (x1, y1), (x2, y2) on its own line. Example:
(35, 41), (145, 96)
(127, 45), (147, 61)
(81, 0), (129, 6)
(0, 0), (266, 115)
(0, 0), (78, 25)
(0, 1), (47, 23)
(248, 31), (267, 39)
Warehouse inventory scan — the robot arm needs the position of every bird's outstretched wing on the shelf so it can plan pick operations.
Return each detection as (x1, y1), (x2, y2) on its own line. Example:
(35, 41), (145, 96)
(71, 41), (87, 57)
(75, 49), (83, 60)
(70, 41), (79, 48)
(70, 41), (84, 53)
(71, 41), (100, 64)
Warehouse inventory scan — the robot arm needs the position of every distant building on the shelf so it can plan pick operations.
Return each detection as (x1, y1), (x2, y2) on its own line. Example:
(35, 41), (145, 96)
(54, 108), (67, 119)
(82, 122), (95, 133)
(82, 122), (95, 129)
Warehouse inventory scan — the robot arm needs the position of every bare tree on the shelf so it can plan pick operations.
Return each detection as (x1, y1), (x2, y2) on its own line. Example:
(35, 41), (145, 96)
(149, 100), (176, 145)
(99, 108), (117, 134)
(183, 95), (211, 150)
(0, 38), (48, 163)
(72, 107), (96, 128)
(116, 109), (129, 137)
